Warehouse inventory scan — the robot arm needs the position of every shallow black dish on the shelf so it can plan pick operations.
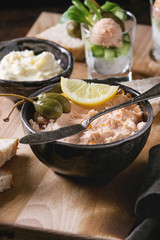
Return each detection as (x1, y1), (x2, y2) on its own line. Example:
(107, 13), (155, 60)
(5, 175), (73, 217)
(0, 37), (74, 101)
(20, 79), (153, 183)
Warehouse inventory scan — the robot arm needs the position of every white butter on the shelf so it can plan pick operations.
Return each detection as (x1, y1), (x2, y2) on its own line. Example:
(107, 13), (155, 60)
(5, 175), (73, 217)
(0, 50), (63, 81)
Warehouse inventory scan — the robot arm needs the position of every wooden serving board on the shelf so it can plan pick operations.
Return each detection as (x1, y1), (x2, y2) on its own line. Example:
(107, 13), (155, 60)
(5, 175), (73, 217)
(1, 12), (160, 240)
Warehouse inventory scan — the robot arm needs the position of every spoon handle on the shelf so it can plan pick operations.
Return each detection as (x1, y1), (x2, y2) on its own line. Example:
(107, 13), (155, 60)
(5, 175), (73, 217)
(133, 83), (160, 101)
(83, 83), (160, 127)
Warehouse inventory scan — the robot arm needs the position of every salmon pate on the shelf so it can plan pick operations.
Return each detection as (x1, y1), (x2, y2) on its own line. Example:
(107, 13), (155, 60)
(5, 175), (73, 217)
(30, 94), (146, 145)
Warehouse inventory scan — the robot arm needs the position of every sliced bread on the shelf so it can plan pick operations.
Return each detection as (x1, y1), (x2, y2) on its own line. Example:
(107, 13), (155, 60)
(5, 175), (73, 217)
(36, 22), (85, 61)
(0, 138), (18, 192)
(0, 169), (13, 192)
(0, 138), (18, 168)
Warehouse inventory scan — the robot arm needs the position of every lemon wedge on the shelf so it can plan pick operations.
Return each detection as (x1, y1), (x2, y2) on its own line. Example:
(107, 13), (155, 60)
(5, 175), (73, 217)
(60, 77), (119, 107)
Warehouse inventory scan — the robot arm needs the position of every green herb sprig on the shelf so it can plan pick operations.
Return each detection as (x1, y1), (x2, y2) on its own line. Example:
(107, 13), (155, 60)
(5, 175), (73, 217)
(60, 0), (126, 27)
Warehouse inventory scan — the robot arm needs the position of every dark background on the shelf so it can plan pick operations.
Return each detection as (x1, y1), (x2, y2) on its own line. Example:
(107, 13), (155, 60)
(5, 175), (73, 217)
(0, 0), (151, 41)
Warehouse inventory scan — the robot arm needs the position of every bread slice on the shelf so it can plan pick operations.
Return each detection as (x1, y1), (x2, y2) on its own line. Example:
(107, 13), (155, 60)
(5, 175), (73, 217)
(36, 22), (85, 61)
(0, 138), (18, 192)
(0, 169), (13, 192)
(0, 138), (18, 168)
(122, 76), (160, 117)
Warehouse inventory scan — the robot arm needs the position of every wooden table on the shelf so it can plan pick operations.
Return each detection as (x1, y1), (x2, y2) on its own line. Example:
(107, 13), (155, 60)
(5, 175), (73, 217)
(0, 12), (160, 240)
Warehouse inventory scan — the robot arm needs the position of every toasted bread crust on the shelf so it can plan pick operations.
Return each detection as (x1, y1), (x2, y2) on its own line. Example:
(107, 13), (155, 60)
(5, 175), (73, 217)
(0, 138), (18, 168)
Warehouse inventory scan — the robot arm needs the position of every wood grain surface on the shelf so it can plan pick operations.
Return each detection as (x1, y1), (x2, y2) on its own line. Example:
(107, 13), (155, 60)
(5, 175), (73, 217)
(0, 11), (160, 240)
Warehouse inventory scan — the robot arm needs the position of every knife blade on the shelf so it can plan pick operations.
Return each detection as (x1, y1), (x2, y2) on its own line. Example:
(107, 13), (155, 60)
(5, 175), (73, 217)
(19, 123), (86, 145)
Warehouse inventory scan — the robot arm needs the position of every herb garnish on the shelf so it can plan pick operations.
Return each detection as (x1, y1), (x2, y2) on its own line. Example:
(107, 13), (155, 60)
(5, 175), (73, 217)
(60, 0), (126, 27)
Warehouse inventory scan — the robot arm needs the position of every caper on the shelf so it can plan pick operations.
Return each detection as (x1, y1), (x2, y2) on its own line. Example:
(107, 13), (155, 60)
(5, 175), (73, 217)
(55, 94), (71, 113)
(102, 12), (125, 31)
(33, 98), (63, 119)
(0, 92), (69, 122)
(38, 93), (71, 113)
(67, 21), (82, 39)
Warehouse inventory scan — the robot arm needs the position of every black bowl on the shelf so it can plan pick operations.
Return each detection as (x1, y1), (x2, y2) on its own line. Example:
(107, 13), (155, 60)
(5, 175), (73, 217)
(0, 37), (74, 101)
(20, 79), (153, 184)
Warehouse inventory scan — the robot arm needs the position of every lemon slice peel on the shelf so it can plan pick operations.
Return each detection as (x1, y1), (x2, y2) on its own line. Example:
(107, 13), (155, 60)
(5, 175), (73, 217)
(60, 77), (119, 107)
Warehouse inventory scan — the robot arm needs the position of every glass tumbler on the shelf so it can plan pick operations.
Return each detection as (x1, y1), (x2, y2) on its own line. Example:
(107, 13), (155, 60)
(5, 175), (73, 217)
(150, 0), (160, 61)
(81, 11), (136, 81)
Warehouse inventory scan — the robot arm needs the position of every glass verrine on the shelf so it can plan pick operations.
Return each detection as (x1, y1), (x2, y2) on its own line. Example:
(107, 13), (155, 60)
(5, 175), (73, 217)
(150, 0), (160, 61)
(81, 11), (136, 81)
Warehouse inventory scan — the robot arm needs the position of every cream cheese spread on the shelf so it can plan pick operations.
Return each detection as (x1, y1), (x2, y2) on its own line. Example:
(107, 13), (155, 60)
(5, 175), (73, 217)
(0, 50), (63, 81)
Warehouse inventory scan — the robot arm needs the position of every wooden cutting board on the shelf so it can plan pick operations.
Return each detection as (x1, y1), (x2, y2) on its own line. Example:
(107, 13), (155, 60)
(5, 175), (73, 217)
(1, 12), (160, 240)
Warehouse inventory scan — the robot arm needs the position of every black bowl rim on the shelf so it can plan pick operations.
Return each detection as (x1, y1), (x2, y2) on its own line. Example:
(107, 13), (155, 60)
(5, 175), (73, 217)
(20, 80), (153, 149)
(0, 36), (74, 86)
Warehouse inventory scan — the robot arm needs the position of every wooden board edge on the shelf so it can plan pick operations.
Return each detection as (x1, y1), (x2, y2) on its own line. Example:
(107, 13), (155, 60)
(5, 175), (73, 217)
(0, 222), (111, 240)
(27, 11), (62, 37)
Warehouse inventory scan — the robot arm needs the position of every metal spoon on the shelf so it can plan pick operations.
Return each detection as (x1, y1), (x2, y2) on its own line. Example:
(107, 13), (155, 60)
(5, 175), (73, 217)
(19, 83), (160, 145)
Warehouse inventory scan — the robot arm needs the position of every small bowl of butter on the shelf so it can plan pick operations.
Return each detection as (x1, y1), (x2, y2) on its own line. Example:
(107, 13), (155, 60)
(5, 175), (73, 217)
(0, 37), (74, 101)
